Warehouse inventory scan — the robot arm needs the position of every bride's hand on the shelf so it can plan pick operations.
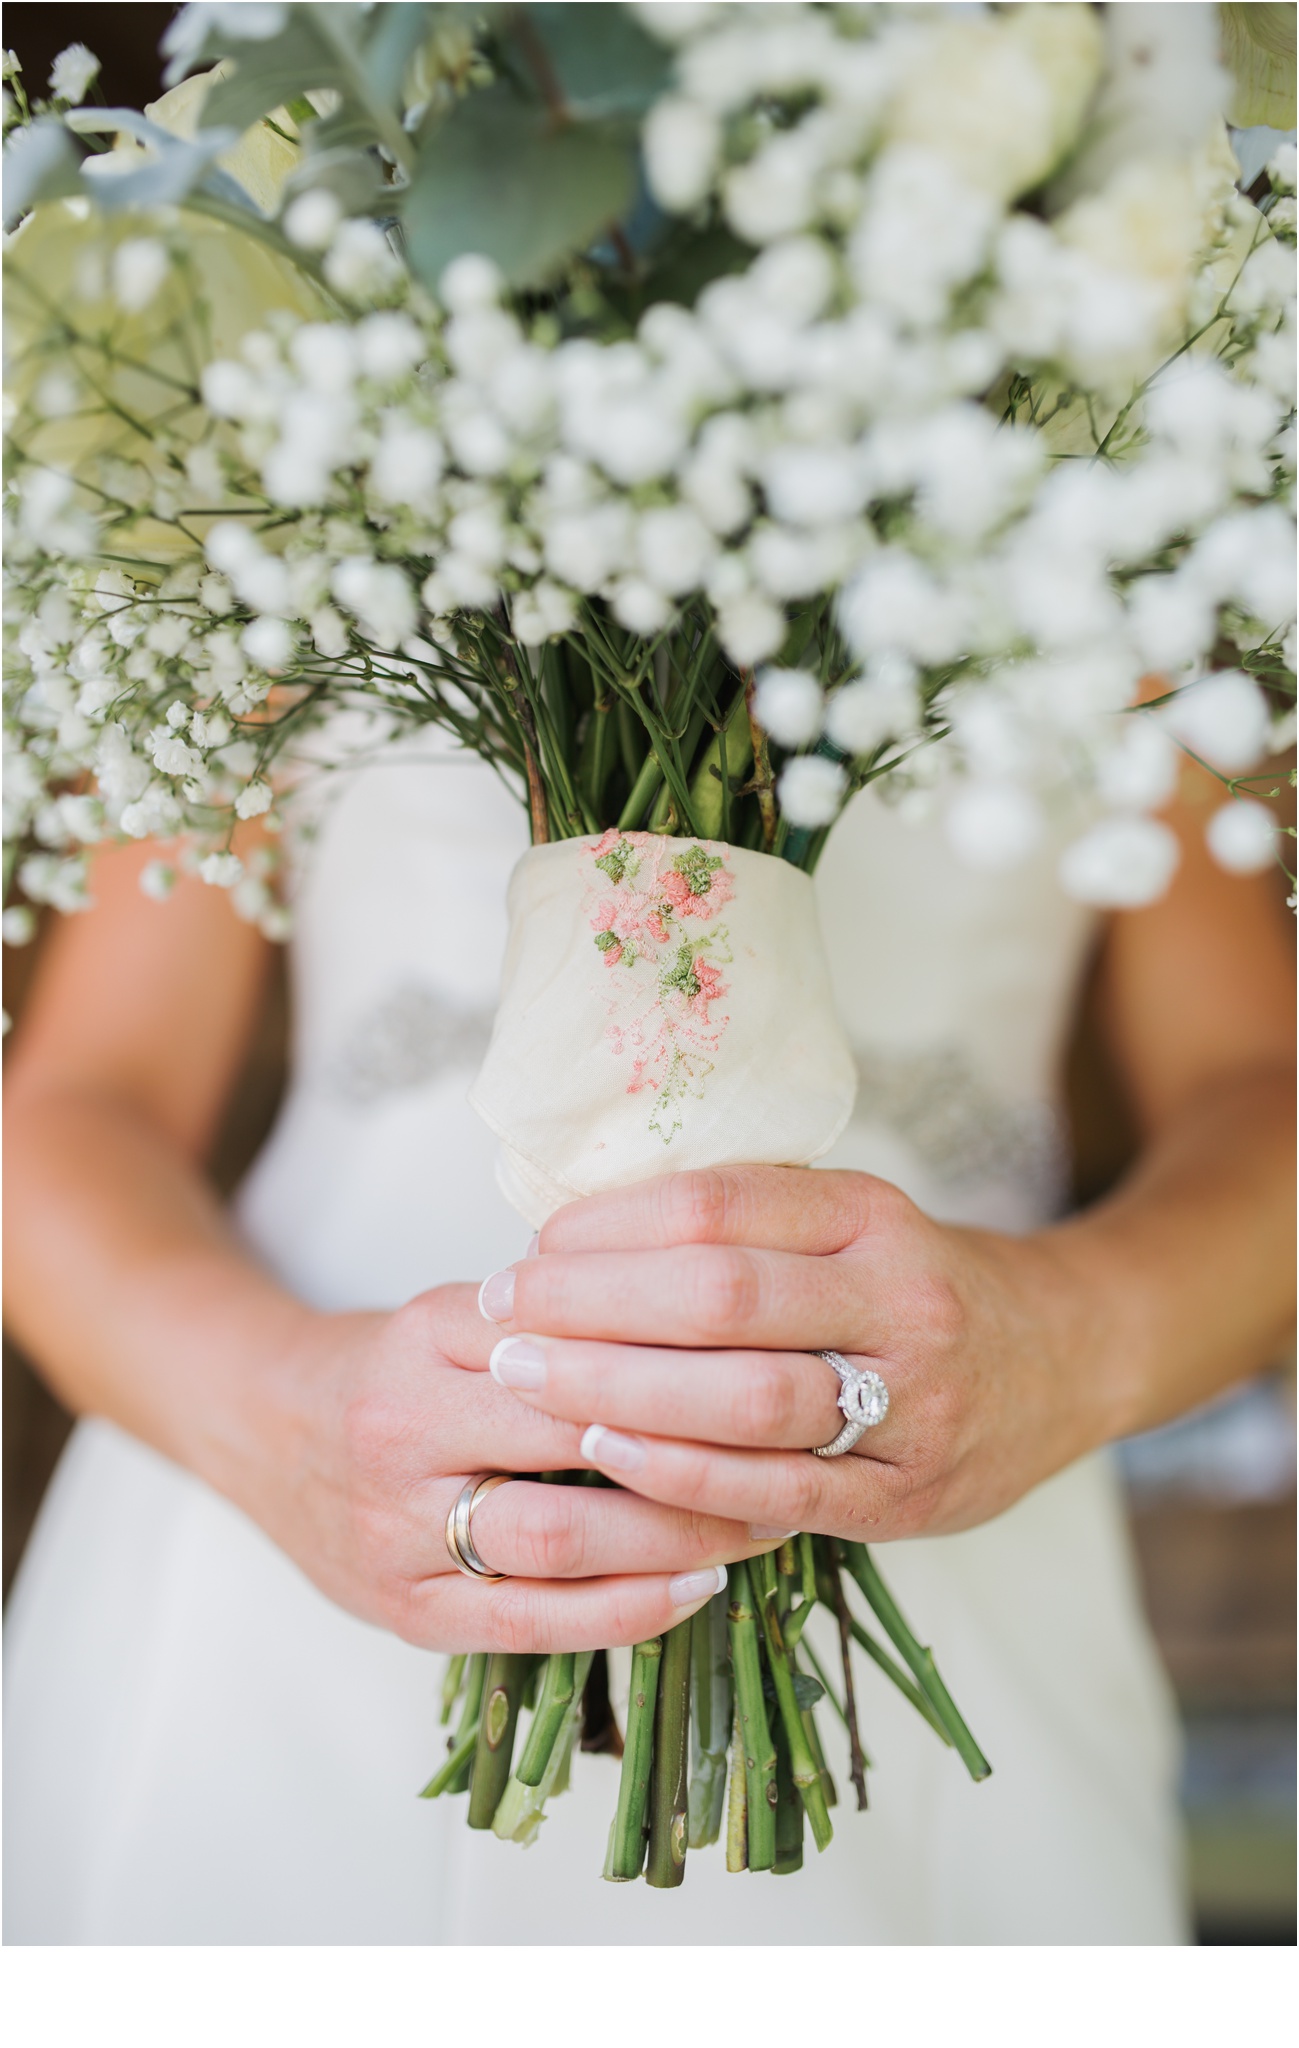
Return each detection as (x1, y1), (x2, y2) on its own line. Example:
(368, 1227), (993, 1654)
(247, 1280), (761, 1653)
(478, 1167), (1112, 1542)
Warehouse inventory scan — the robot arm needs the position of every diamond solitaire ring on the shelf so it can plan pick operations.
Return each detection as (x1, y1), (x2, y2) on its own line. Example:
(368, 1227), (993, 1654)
(811, 1350), (890, 1458)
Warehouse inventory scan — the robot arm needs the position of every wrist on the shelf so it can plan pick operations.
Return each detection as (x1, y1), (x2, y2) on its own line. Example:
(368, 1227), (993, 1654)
(1030, 1208), (1159, 1447)
(173, 1276), (377, 1526)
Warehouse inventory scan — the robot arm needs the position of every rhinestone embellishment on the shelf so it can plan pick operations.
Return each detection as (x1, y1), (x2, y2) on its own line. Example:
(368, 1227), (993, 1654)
(840, 1367), (889, 1429)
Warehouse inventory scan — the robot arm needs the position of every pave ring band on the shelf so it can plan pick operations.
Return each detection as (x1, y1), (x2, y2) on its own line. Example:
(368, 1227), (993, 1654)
(811, 1351), (890, 1458)
(445, 1473), (514, 1581)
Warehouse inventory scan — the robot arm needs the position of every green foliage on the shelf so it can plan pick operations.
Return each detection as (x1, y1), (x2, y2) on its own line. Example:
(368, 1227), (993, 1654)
(404, 83), (635, 289)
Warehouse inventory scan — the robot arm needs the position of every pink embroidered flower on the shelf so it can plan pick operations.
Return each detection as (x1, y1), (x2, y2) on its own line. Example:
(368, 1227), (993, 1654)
(689, 956), (725, 1017)
(590, 894), (621, 935)
(645, 909), (670, 944)
(655, 864), (729, 921)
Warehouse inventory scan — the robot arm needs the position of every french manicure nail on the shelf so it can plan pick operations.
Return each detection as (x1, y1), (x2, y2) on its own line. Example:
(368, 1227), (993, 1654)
(525, 1233), (540, 1259)
(579, 1423), (646, 1475)
(669, 1564), (728, 1608)
(478, 1269), (516, 1323)
(490, 1336), (546, 1391)
(748, 1524), (800, 1542)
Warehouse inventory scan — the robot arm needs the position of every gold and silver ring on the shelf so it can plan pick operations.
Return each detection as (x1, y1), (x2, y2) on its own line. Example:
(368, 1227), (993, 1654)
(444, 1473), (514, 1581)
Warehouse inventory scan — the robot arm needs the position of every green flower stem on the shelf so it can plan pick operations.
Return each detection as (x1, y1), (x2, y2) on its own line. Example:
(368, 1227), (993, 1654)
(801, 1700), (838, 1810)
(753, 1551), (833, 1853)
(439, 1651), (487, 1797)
(646, 1619), (692, 1888)
(515, 1651), (576, 1787)
(772, 1723), (805, 1875)
(687, 1589), (732, 1848)
(651, 701), (712, 830)
(781, 1596), (815, 1650)
(824, 1542), (869, 1810)
(847, 1616), (954, 1747)
(420, 1721), (480, 1801)
(439, 1652), (467, 1726)
(725, 1698), (748, 1873)
(617, 743), (667, 830)
(728, 1560), (777, 1873)
(467, 1654), (530, 1829)
(799, 1531), (817, 1606)
(798, 1635), (846, 1723)
(688, 685), (753, 840)
(604, 1636), (663, 1881)
(843, 1543), (991, 1782)
(493, 1652), (594, 1846)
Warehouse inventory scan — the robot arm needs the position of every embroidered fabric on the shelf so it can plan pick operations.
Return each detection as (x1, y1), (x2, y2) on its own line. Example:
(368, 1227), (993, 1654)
(470, 833), (858, 1227)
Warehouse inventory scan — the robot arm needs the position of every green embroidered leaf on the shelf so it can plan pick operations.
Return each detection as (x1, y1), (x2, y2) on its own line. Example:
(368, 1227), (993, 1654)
(594, 837), (640, 884)
(671, 845), (724, 898)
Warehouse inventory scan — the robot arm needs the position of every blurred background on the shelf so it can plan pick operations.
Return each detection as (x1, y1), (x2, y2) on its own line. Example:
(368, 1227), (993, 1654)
(3, 1), (1295, 1948)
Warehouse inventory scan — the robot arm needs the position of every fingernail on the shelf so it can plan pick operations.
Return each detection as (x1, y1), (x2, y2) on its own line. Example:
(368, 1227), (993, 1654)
(490, 1337), (546, 1391)
(579, 1423), (645, 1475)
(669, 1564), (728, 1609)
(748, 1524), (800, 1542)
(478, 1269), (516, 1323)
(525, 1233), (540, 1259)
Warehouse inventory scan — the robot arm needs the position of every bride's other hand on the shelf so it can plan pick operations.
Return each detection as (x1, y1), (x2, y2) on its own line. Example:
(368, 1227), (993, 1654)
(2, 843), (748, 1657)
(240, 1283), (744, 1651)
(482, 821), (1295, 1543)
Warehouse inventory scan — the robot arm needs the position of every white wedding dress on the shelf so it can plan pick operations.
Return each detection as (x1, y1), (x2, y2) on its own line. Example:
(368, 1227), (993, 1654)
(4, 740), (1188, 1944)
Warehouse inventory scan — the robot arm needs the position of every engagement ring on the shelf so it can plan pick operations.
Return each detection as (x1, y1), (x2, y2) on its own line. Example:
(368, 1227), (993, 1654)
(811, 1351), (890, 1458)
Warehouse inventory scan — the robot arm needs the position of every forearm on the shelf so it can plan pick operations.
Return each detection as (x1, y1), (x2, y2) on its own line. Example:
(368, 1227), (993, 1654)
(3, 1087), (349, 1506)
(1046, 1058), (1296, 1442)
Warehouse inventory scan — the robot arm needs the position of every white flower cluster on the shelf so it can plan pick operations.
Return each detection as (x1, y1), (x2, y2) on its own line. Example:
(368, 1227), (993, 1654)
(3, 1), (1295, 938)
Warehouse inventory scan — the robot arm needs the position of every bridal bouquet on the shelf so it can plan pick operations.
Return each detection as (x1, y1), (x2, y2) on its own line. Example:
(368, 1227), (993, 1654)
(3, 1), (1295, 1881)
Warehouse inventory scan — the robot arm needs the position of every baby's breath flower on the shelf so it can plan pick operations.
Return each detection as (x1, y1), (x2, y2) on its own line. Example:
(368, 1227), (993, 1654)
(48, 42), (99, 105)
(777, 754), (847, 827)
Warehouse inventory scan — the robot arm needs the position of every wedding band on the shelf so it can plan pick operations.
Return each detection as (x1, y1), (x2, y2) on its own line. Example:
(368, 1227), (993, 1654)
(811, 1351), (889, 1458)
(445, 1474), (514, 1581)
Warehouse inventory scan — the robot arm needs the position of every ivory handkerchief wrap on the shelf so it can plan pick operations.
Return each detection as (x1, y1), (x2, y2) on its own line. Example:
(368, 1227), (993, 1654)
(470, 830), (858, 1228)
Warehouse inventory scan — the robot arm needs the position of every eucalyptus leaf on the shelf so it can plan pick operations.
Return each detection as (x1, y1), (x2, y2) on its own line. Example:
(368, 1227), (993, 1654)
(360, 2), (437, 105)
(521, 3), (672, 120)
(2, 120), (85, 230)
(199, 17), (357, 137)
(405, 82), (636, 289)
(64, 111), (244, 214)
(283, 143), (387, 216)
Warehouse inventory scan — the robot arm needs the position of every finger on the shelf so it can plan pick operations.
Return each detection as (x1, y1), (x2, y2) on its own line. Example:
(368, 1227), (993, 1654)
(397, 1281), (500, 1371)
(488, 1335), (845, 1451)
(573, 1424), (906, 1537)
(418, 1562), (731, 1653)
(503, 1243), (881, 1352)
(464, 1478), (791, 1577)
(540, 1166), (878, 1257)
